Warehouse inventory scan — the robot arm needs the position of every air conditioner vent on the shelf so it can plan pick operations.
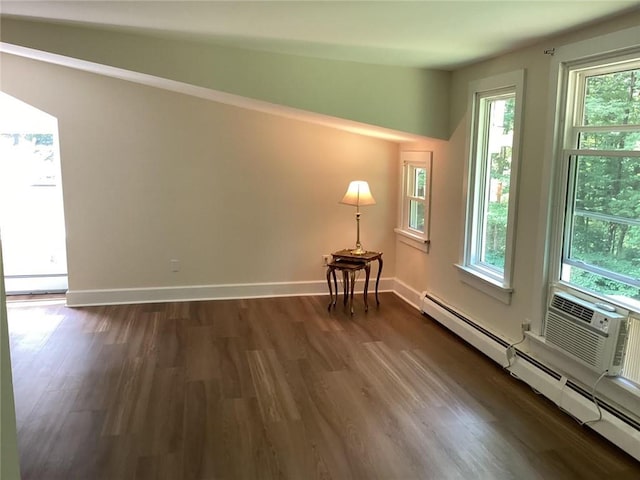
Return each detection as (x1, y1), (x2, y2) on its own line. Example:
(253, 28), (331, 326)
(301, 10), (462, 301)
(613, 320), (629, 366)
(544, 288), (629, 376)
(550, 294), (594, 323)
(545, 311), (603, 367)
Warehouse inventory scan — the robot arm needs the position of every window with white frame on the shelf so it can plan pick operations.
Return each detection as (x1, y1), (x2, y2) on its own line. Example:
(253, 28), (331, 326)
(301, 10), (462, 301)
(459, 71), (524, 299)
(559, 58), (640, 301)
(396, 151), (432, 250)
(553, 55), (640, 384)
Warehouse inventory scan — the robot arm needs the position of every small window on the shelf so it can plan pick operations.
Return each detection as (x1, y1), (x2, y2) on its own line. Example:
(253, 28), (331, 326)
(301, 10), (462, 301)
(408, 164), (426, 232)
(396, 151), (432, 251)
(458, 70), (524, 301)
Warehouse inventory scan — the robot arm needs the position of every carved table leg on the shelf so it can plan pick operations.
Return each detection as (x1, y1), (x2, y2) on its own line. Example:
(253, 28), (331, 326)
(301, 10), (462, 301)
(349, 270), (356, 315)
(326, 266), (335, 310)
(342, 270), (349, 307)
(375, 257), (383, 306)
(363, 263), (371, 312)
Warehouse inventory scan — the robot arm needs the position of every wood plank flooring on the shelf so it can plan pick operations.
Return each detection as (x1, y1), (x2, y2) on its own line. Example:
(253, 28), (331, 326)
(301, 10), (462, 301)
(7, 293), (640, 479)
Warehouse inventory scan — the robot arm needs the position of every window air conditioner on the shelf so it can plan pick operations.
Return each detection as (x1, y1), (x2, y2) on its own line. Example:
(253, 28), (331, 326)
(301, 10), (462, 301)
(544, 288), (629, 376)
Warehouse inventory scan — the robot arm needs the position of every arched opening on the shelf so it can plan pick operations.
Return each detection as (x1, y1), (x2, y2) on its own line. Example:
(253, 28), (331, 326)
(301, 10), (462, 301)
(0, 93), (68, 293)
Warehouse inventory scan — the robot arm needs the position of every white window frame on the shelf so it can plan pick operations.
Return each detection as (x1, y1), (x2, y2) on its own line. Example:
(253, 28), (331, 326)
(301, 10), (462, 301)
(550, 53), (640, 310)
(457, 70), (525, 304)
(395, 151), (432, 253)
(531, 26), (640, 422)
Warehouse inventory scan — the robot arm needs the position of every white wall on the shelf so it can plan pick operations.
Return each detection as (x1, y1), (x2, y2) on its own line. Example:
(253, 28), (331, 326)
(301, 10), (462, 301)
(0, 53), (398, 300)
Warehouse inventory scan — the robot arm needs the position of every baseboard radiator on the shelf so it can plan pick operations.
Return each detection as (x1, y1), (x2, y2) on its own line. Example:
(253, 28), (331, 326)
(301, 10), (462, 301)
(421, 293), (640, 461)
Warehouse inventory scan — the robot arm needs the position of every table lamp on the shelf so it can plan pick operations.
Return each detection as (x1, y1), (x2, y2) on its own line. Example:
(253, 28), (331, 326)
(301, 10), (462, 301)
(340, 180), (376, 255)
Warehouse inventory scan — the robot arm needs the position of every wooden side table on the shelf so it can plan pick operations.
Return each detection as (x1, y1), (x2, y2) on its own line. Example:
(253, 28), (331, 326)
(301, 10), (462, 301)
(326, 249), (383, 314)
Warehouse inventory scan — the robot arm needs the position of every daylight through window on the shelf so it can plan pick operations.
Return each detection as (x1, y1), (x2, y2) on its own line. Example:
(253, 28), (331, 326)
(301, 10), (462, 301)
(561, 62), (640, 305)
(461, 70), (523, 295)
(397, 151), (432, 247)
(557, 57), (640, 384)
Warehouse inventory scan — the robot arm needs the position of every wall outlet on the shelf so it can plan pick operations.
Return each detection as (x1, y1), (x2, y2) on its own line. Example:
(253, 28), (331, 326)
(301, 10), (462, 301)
(170, 259), (180, 272)
(521, 321), (531, 333)
(322, 254), (331, 266)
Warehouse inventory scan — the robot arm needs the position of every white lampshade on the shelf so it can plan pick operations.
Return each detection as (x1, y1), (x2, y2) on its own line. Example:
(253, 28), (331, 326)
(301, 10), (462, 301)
(340, 181), (376, 207)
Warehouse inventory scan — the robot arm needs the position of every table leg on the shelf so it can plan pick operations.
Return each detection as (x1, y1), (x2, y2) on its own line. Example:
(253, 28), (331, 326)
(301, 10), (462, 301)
(375, 257), (383, 306)
(363, 263), (371, 312)
(326, 266), (335, 310)
(349, 270), (356, 315)
(342, 271), (348, 307)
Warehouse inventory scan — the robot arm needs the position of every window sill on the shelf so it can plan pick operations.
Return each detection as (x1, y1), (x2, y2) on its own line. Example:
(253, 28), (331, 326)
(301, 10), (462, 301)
(455, 264), (513, 305)
(394, 228), (430, 253)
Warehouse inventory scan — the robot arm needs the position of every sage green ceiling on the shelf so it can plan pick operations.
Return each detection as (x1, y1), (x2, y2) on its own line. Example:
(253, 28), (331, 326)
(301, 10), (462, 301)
(0, 17), (450, 139)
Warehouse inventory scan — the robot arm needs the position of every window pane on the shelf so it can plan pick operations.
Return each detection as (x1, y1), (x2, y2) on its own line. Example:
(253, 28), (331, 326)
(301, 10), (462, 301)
(568, 216), (640, 285)
(574, 156), (640, 221)
(562, 263), (640, 302)
(583, 69), (640, 127)
(578, 131), (640, 151)
(409, 199), (424, 232)
(482, 201), (508, 270)
(566, 155), (640, 296)
(411, 167), (426, 198)
(479, 96), (514, 271)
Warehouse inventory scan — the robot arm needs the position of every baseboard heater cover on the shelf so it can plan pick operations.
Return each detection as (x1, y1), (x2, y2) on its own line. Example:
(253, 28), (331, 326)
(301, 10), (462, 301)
(421, 293), (640, 458)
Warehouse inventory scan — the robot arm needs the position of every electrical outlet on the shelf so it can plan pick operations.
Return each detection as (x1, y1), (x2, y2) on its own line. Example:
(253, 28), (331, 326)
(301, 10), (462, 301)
(521, 321), (531, 333)
(170, 259), (180, 272)
(322, 254), (331, 266)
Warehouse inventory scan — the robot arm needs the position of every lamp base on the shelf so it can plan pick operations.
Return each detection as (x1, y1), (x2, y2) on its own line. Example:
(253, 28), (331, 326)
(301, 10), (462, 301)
(350, 246), (367, 255)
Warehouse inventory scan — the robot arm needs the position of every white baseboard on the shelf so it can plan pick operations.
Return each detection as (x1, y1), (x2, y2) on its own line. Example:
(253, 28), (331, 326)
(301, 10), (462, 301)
(421, 292), (640, 462)
(65, 277), (395, 307)
(392, 278), (423, 310)
(4, 275), (68, 295)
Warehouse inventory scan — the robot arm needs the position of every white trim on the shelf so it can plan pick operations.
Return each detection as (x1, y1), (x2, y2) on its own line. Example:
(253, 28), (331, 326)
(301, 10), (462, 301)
(421, 293), (640, 461)
(4, 275), (68, 295)
(65, 277), (395, 307)
(397, 151), (432, 246)
(460, 69), (525, 295)
(0, 42), (427, 144)
(394, 228), (430, 252)
(455, 263), (513, 305)
(391, 278), (423, 310)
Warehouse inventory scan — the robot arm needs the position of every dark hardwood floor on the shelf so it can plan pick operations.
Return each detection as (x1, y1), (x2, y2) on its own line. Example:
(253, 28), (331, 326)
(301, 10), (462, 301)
(7, 293), (640, 479)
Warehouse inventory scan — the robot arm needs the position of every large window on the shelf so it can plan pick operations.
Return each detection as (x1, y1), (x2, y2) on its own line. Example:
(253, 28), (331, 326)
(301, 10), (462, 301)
(459, 71), (524, 300)
(555, 56), (640, 385)
(560, 60), (640, 306)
